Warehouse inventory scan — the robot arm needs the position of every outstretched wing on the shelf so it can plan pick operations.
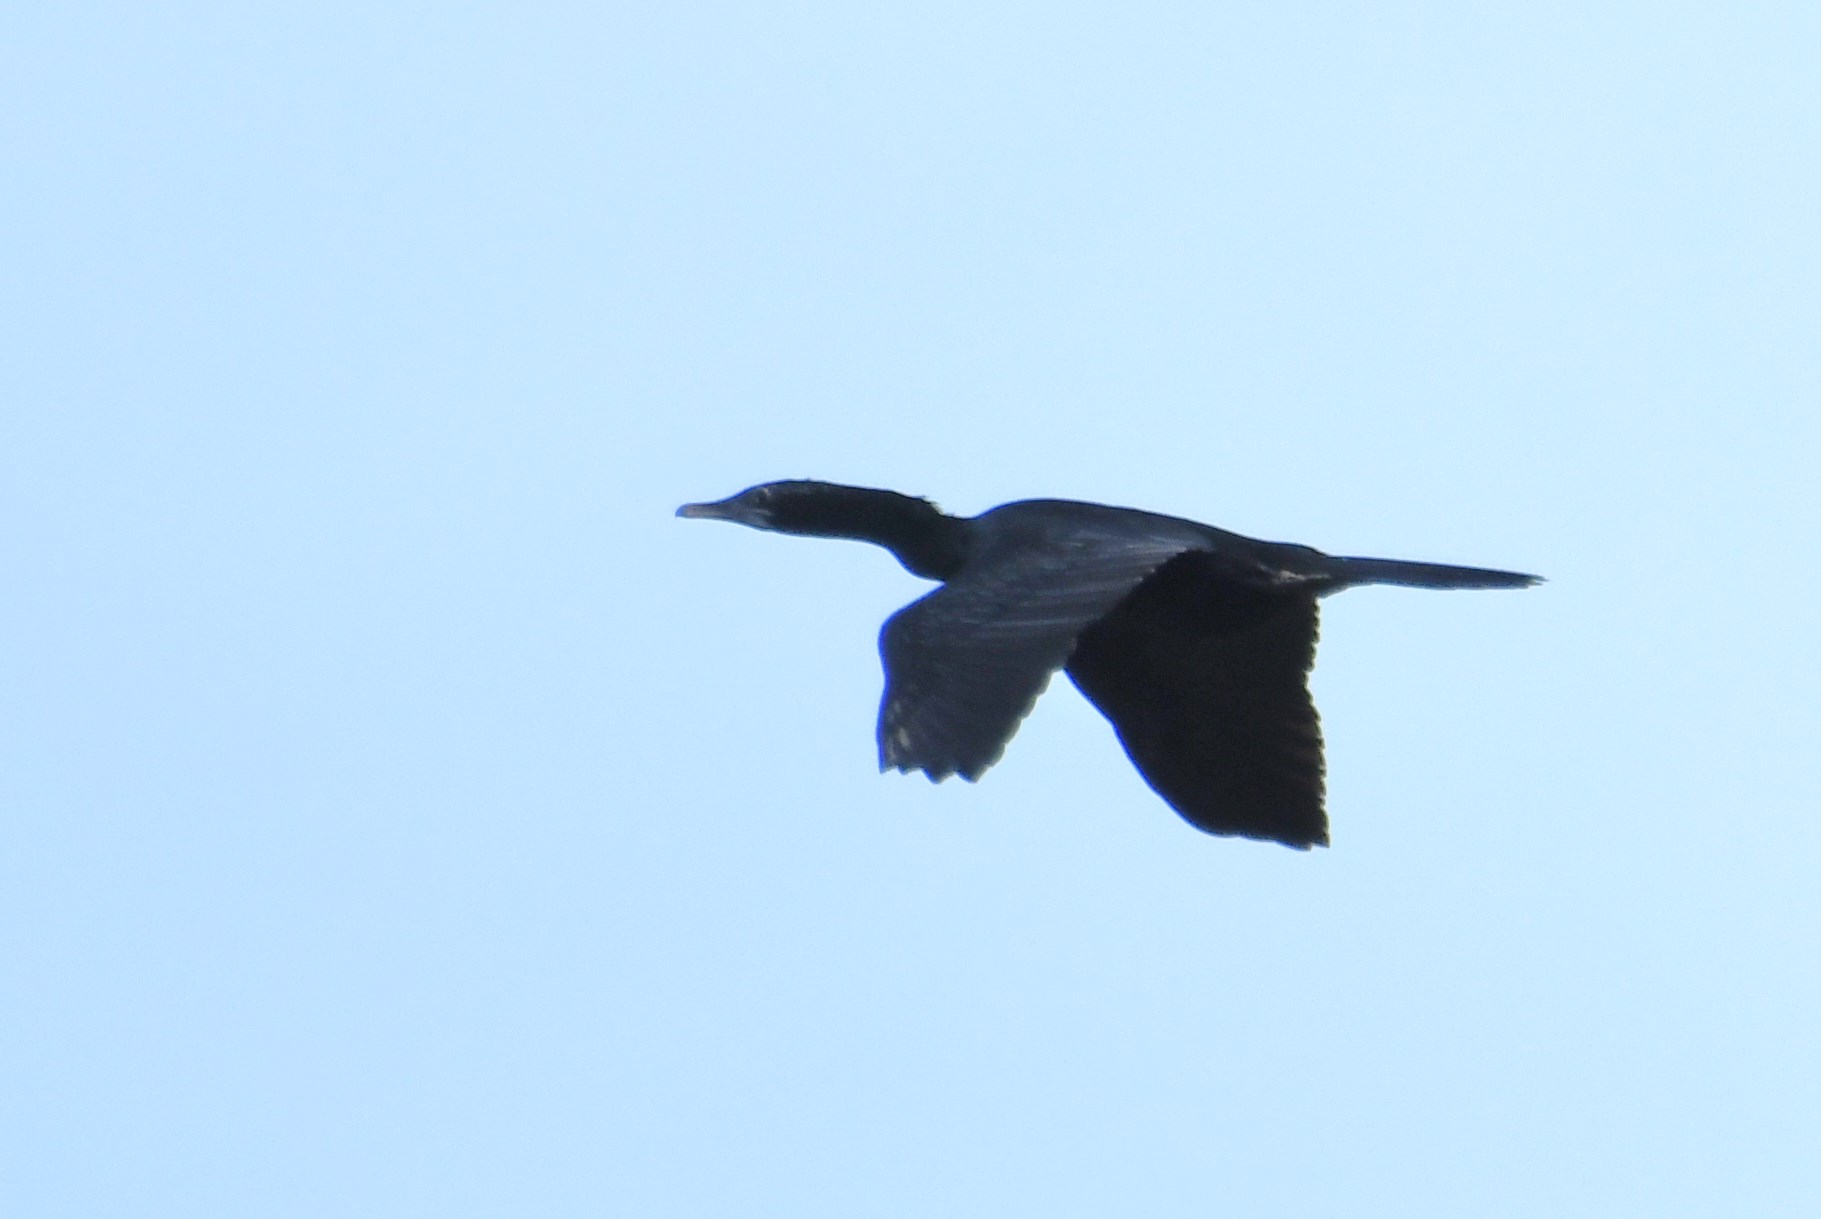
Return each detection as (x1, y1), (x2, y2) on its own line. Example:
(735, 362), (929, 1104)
(1065, 553), (1328, 848)
(879, 532), (1189, 782)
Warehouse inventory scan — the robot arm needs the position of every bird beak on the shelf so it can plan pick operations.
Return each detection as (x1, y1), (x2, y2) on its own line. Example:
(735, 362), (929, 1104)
(678, 489), (774, 528)
(677, 497), (741, 521)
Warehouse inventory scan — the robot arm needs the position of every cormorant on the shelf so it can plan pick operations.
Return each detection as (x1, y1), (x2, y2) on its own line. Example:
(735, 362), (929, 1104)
(678, 480), (1539, 848)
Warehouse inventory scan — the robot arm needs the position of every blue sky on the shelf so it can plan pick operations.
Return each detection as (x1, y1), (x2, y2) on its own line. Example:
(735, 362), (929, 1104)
(5, 4), (1818, 1215)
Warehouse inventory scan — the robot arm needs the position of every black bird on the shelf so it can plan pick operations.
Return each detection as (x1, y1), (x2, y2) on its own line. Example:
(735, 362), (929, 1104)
(679, 480), (1538, 848)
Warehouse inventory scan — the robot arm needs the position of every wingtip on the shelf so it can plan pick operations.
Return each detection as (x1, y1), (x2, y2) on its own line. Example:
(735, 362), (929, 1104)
(879, 745), (967, 784)
(880, 761), (958, 784)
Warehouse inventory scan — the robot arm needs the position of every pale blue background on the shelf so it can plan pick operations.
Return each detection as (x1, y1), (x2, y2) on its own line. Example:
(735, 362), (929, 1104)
(6, 5), (1818, 1216)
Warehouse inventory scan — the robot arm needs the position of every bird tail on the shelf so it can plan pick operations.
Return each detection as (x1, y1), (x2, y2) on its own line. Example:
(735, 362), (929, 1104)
(1331, 556), (1542, 591)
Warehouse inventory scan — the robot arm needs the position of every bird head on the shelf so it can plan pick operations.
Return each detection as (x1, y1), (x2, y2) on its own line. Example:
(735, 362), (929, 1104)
(676, 481), (792, 529)
(678, 480), (942, 538)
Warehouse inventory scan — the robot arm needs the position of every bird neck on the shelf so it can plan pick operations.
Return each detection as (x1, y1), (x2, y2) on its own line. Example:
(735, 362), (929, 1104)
(780, 486), (971, 581)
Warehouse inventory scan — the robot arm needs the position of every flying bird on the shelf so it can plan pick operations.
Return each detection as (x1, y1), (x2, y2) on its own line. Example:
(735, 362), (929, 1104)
(678, 480), (1539, 848)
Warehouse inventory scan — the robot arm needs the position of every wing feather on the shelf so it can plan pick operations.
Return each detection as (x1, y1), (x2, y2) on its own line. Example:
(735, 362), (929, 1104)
(1065, 553), (1329, 848)
(878, 531), (1189, 781)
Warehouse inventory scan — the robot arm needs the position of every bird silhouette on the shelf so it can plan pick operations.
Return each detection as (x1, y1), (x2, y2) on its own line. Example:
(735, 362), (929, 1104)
(680, 480), (1539, 848)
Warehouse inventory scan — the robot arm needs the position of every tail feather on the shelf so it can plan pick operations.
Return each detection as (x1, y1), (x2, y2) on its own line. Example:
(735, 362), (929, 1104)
(1331, 556), (1541, 591)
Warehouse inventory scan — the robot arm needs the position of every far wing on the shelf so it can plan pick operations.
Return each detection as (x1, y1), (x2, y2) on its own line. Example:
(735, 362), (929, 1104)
(878, 533), (1189, 782)
(1066, 553), (1328, 848)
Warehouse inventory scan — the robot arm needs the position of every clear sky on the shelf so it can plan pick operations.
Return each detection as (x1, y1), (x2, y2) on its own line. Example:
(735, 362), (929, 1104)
(6, 4), (1818, 1216)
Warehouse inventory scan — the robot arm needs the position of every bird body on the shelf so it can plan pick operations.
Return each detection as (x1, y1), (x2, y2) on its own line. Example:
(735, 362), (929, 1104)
(679, 480), (1538, 848)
